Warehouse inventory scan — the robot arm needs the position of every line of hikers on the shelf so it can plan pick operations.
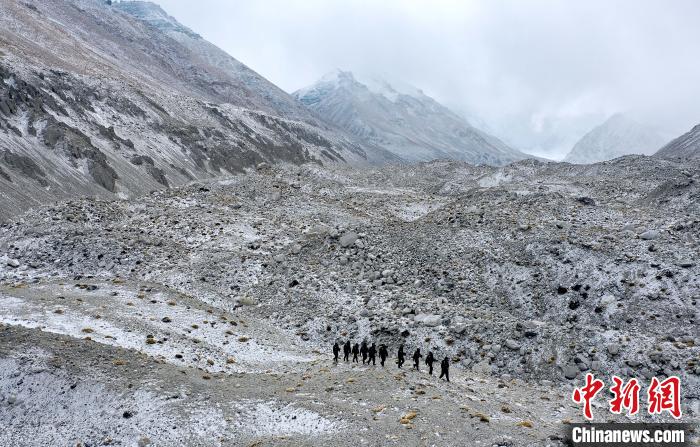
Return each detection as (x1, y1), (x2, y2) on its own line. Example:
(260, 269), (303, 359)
(332, 340), (450, 382)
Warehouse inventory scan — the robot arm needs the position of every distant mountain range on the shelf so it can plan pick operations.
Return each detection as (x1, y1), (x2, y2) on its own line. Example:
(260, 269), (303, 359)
(563, 114), (665, 164)
(293, 70), (529, 165)
(10, 0), (696, 220)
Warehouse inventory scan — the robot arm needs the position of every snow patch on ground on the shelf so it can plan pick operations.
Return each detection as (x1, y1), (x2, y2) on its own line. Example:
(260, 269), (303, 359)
(392, 201), (444, 222)
(232, 400), (343, 437)
(0, 285), (312, 374)
(478, 172), (511, 187)
(0, 354), (182, 446)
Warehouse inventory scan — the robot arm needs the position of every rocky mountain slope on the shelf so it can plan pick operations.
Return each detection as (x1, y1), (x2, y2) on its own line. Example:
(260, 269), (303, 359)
(563, 114), (666, 164)
(112, 1), (318, 120)
(656, 123), (700, 160)
(1, 156), (698, 445)
(0, 0), (391, 220)
(293, 70), (529, 165)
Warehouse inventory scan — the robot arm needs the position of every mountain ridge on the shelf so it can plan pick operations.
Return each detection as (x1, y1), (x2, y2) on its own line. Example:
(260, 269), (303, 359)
(563, 113), (665, 164)
(655, 123), (700, 160)
(294, 70), (530, 166)
(0, 0), (383, 218)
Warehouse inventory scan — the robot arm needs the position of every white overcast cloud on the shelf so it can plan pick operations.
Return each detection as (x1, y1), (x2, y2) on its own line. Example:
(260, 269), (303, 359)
(154, 0), (700, 159)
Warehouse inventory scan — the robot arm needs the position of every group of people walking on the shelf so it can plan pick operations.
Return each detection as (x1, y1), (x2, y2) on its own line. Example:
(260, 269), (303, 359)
(332, 340), (450, 382)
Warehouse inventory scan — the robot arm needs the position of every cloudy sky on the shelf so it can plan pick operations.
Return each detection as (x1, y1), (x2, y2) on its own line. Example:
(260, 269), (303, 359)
(156, 0), (700, 159)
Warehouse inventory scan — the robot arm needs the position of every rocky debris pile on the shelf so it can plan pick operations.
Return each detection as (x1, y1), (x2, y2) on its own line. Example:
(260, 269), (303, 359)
(0, 157), (698, 410)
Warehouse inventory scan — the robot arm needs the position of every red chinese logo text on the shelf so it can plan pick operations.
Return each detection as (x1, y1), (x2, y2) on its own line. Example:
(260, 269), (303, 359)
(572, 374), (681, 420)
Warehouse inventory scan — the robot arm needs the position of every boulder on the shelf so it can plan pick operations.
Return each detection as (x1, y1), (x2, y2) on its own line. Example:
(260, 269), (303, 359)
(339, 232), (358, 248)
(607, 344), (621, 356)
(562, 364), (579, 379)
(414, 313), (442, 327)
(639, 230), (660, 240)
(505, 339), (520, 350)
(472, 360), (492, 376)
(599, 295), (616, 311)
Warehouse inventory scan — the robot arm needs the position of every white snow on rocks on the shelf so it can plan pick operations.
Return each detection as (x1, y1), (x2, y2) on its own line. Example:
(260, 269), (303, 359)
(0, 284), (313, 374)
(232, 400), (343, 437)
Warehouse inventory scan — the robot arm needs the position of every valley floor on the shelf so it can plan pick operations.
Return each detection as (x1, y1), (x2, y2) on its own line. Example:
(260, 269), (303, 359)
(1, 158), (699, 446)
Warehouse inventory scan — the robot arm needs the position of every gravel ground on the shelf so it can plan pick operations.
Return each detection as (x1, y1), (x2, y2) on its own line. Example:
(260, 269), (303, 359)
(1, 157), (699, 445)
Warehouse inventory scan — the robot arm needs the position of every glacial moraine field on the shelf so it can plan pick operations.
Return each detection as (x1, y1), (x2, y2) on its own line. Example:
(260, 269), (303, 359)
(1, 159), (699, 445)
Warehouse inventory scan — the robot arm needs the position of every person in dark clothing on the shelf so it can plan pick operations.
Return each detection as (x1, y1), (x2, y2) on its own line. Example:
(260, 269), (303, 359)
(379, 344), (388, 367)
(343, 340), (351, 362)
(425, 350), (435, 375)
(352, 343), (360, 363)
(368, 343), (377, 365)
(332, 342), (340, 363)
(360, 341), (369, 364)
(413, 348), (422, 371)
(439, 356), (450, 382)
(397, 344), (405, 368)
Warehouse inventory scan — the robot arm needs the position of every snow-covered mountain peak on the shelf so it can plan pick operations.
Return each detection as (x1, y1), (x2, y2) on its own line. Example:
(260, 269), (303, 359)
(563, 113), (665, 164)
(300, 70), (426, 104)
(355, 73), (425, 102)
(294, 71), (529, 165)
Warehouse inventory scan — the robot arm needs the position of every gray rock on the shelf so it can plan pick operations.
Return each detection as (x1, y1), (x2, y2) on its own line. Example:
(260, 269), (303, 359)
(6, 259), (20, 268)
(453, 323), (467, 335)
(562, 364), (579, 379)
(339, 232), (358, 248)
(607, 344), (620, 356)
(639, 230), (660, 240)
(626, 359), (642, 368)
(415, 313), (442, 327)
(472, 360), (492, 376)
(599, 294), (616, 310)
(505, 339), (520, 350)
